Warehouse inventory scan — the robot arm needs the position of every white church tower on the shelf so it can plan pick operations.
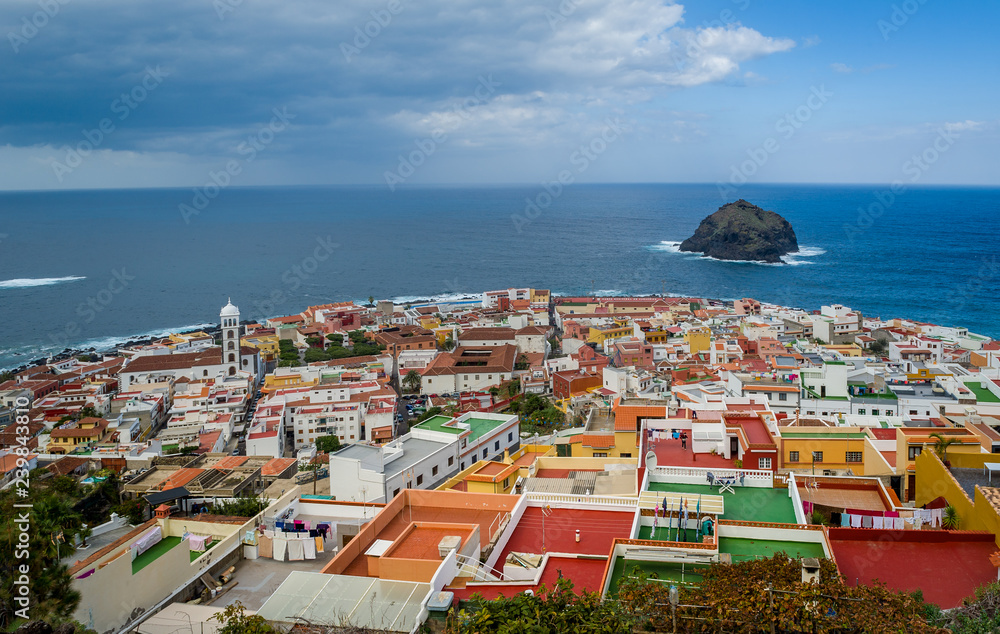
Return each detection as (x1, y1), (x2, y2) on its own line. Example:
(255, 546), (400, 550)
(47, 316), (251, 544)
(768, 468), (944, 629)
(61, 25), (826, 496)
(220, 298), (241, 376)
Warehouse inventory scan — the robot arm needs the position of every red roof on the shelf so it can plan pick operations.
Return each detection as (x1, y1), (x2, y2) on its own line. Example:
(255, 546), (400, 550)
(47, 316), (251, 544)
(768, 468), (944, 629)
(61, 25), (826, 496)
(580, 434), (616, 448)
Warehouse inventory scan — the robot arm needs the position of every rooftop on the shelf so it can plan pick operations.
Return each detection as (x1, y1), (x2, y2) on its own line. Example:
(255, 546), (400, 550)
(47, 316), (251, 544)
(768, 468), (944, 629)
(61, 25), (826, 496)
(334, 436), (451, 475)
(646, 482), (797, 524)
(829, 528), (997, 608)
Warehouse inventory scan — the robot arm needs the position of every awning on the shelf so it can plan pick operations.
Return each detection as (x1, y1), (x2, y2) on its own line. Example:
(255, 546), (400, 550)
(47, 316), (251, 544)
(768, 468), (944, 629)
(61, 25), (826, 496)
(144, 486), (191, 506)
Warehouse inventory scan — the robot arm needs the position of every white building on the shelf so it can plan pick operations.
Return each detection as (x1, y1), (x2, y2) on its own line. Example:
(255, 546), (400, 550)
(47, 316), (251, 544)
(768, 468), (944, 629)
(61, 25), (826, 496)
(327, 432), (459, 503)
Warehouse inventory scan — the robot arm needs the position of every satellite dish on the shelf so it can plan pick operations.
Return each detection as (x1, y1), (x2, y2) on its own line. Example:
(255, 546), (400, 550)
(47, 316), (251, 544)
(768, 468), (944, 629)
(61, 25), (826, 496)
(645, 450), (657, 469)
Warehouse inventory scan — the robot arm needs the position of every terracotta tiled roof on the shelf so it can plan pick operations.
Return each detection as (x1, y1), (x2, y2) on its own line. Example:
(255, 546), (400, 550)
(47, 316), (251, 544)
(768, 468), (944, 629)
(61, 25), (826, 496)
(460, 327), (516, 341)
(580, 434), (616, 448)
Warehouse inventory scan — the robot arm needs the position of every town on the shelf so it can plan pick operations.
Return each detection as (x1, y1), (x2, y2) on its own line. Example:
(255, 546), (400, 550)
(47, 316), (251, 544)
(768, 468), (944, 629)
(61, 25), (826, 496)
(3, 289), (1000, 633)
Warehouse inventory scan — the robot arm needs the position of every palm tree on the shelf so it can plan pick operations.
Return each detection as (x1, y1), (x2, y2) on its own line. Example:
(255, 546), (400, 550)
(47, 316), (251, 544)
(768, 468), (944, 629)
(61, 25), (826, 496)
(402, 370), (422, 394)
(368, 295), (375, 307)
(942, 505), (960, 529)
(928, 432), (957, 464)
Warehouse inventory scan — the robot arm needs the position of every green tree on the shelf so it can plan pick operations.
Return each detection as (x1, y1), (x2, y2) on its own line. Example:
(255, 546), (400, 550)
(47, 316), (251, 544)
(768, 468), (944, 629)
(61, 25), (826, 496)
(303, 347), (331, 363)
(211, 601), (275, 634)
(212, 494), (269, 518)
(928, 432), (957, 462)
(618, 553), (939, 634)
(942, 504), (961, 529)
(75, 405), (101, 420)
(112, 498), (147, 525)
(447, 577), (630, 634)
(402, 370), (423, 394)
(444, 334), (455, 351)
(316, 435), (342, 453)
(368, 295), (375, 307)
(514, 353), (530, 370)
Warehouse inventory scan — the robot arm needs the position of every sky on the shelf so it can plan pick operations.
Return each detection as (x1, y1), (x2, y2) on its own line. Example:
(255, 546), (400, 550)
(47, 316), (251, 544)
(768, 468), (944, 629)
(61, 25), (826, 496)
(0, 0), (997, 190)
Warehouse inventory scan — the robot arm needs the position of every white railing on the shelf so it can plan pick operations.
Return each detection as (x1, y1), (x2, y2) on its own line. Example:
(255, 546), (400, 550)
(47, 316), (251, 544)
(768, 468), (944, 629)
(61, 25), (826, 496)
(649, 466), (774, 488)
(488, 512), (510, 542)
(787, 473), (807, 524)
(525, 492), (639, 508)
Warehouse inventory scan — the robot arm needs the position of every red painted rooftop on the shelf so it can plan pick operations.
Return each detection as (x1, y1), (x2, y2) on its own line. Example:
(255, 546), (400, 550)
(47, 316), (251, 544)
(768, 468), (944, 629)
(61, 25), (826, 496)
(830, 528), (998, 608)
(448, 555), (607, 601)
(495, 507), (633, 564)
(651, 437), (736, 468)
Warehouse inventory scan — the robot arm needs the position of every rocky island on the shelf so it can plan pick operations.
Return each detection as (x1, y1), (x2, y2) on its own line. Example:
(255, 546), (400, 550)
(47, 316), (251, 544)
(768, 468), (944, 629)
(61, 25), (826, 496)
(679, 199), (798, 263)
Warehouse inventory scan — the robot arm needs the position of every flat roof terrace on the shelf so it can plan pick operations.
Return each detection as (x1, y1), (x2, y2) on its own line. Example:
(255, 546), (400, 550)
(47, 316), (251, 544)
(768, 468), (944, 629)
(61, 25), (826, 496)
(606, 538), (824, 595)
(647, 482), (797, 524)
(496, 507), (634, 562)
(829, 528), (997, 608)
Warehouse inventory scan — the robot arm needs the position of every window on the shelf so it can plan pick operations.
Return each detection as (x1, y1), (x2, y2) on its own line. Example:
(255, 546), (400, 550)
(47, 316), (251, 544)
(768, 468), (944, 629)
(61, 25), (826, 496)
(448, 456), (454, 467)
(432, 465), (438, 476)
(908, 446), (922, 460)
(758, 457), (772, 470)
(789, 451), (799, 462)
(393, 488), (400, 497)
(778, 393), (787, 401)
(503, 477), (509, 488)
(461, 438), (467, 448)
(494, 440), (500, 451)
(508, 432), (513, 442)
(858, 409), (866, 415)
(593, 452), (608, 458)
(846, 452), (862, 463)
(620, 452), (632, 458)
(812, 451), (823, 463)
(416, 474), (423, 485)
(482, 448), (488, 459)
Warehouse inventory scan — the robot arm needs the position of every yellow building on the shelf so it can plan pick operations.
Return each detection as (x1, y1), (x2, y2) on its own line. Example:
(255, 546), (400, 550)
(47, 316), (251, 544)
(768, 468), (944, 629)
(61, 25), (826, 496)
(261, 371), (319, 394)
(683, 326), (712, 354)
(778, 428), (891, 476)
(822, 344), (863, 357)
(242, 333), (280, 364)
(557, 431), (638, 459)
(587, 321), (633, 347)
(436, 460), (519, 494)
(48, 417), (110, 454)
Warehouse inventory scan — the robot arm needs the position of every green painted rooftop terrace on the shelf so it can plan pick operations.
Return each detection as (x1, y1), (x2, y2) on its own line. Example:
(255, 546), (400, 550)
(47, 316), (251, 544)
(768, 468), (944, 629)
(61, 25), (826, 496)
(415, 415), (507, 441)
(607, 538), (824, 594)
(130, 536), (218, 574)
(964, 381), (1000, 403)
(646, 482), (797, 524)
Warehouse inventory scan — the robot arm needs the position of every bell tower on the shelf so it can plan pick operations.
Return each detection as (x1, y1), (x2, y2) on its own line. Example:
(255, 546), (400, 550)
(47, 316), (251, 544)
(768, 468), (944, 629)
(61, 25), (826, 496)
(220, 298), (241, 376)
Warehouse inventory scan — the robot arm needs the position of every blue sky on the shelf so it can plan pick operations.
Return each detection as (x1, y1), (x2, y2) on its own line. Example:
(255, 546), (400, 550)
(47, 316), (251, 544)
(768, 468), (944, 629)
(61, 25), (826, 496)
(0, 0), (996, 190)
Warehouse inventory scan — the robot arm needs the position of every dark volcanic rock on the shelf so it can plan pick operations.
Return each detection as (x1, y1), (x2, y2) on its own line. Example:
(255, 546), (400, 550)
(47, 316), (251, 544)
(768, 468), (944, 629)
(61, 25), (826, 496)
(679, 199), (798, 263)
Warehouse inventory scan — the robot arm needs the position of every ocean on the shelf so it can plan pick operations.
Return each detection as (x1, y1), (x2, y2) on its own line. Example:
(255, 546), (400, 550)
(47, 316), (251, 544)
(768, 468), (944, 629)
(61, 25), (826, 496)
(1, 183), (997, 370)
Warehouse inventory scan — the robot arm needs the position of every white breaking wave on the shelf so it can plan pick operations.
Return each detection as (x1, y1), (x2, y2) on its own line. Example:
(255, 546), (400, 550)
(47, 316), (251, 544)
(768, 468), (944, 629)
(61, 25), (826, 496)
(388, 292), (482, 305)
(0, 275), (86, 289)
(649, 241), (683, 253)
(649, 242), (826, 266)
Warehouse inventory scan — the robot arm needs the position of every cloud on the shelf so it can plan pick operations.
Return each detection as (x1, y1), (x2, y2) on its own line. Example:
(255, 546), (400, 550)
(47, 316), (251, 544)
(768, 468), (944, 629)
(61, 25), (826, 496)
(0, 0), (797, 188)
(944, 120), (985, 133)
(830, 62), (895, 74)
